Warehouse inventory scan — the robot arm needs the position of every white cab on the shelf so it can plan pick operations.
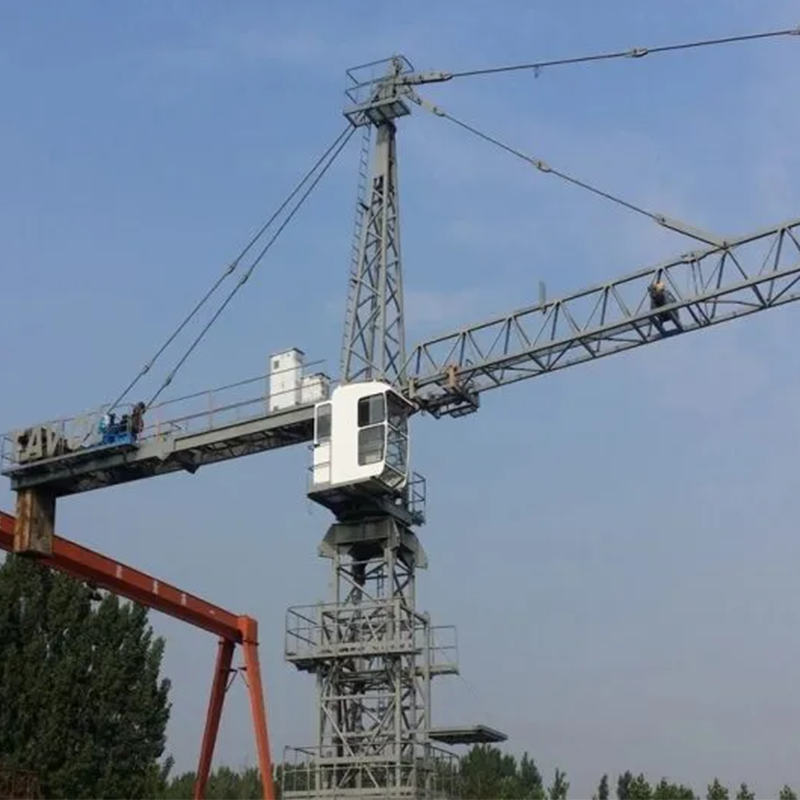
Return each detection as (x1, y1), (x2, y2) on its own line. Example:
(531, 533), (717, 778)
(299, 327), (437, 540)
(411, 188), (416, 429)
(311, 380), (412, 496)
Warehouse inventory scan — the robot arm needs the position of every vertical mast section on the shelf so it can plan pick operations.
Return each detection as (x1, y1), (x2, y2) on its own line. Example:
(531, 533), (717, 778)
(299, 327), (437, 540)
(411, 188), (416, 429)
(341, 56), (412, 388)
(283, 55), (509, 799)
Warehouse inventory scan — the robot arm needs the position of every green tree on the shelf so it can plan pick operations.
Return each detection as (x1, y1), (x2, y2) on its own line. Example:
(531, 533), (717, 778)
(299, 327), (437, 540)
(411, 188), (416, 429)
(619, 772), (635, 800)
(629, 773), (653, 800)
(518, 752), (546, 800)
(735, 783), (754, 800)
(707, 778), (729, 800)
(458, 745), (521, 798)
(653, 778), (696, 799)
(548, 768), (569, 800)
(452, 745), (549, 799)
(778, 786), (798, 800)
(162, 770), (195, 799)
(163, 765), (265, 799)
(0, 555), (171, 798)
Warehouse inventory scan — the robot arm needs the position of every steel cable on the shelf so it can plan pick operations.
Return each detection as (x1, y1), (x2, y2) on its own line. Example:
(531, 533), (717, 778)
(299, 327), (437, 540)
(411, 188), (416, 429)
(144, 125), (357, 409)
(445, 25), (800, 81)
(107, 124), (354, 414)
(413, 95), (665, 225)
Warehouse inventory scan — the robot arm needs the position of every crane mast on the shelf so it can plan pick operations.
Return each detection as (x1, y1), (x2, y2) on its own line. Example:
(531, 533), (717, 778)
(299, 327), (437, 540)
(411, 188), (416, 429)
(283, 57), (486, 800)
(340, 69), (406, 387)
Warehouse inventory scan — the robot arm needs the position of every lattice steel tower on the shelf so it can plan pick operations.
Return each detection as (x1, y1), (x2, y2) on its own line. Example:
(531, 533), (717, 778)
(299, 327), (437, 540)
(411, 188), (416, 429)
(283, 57), (461, 799)
(339, 63), (406, 387)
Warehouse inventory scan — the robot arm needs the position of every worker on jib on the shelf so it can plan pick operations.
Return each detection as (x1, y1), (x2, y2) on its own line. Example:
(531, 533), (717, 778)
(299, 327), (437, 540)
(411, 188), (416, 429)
(130, 402), (146, 441)
(648, 278), (680, 327)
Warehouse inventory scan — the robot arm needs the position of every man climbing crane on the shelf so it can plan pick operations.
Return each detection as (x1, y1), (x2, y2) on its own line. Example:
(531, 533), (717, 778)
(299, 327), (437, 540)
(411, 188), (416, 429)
(648, 275), (683, 333)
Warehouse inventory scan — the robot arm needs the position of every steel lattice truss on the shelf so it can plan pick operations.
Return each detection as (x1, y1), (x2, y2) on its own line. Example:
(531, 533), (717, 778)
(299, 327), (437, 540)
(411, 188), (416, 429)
(341, 123), (407, 387)
(284, 520), (441, 798)
(406, 218), (800, 416)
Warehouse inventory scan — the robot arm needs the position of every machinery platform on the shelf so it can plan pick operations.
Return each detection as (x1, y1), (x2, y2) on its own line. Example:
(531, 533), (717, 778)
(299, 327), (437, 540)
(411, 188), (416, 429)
(429, 724), (508, 746)
(2, 401), (315, 497)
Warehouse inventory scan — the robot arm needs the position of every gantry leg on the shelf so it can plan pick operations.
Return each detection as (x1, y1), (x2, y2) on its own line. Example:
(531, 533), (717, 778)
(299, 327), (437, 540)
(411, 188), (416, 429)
(194, 638), (235, 800)
(14, 488), (55, 556)
(239, 616), (275, 800)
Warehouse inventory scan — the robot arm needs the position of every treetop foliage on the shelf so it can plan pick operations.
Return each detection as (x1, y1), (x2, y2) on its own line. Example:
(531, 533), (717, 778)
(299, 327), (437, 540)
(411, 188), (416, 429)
(158, 751), (798, 800)
(0, 555), (171, 799)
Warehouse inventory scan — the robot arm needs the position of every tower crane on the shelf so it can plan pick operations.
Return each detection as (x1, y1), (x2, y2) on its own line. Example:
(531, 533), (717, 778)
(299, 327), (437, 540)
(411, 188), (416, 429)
(2, 23), (800, 800)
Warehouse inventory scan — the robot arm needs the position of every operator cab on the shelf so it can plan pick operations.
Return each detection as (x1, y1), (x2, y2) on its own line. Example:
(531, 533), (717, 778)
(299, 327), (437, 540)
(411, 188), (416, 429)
(309, 381), (412, 507)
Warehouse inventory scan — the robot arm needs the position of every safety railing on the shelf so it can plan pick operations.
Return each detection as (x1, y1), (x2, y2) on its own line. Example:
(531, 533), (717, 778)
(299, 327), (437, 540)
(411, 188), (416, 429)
(344, 55), (415, 108)
(281, 742), (461, 799)
(1, 360), (330, 473)
(285, 602), (457, 676)
(426, 624), (459, 676)
(406, 471), (427, 522)
(0, 402), (142, 472)
(139, 359), (330, 441)
(285, 600), (424, 664)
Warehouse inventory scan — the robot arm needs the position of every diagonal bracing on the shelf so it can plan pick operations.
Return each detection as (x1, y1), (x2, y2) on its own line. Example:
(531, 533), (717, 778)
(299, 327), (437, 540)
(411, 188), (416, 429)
(341, 121), (407, 387)
(406, 218), (800, 416)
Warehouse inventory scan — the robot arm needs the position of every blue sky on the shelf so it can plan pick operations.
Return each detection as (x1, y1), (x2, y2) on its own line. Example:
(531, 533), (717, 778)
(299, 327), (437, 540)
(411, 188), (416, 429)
(2, 1), (800, 796)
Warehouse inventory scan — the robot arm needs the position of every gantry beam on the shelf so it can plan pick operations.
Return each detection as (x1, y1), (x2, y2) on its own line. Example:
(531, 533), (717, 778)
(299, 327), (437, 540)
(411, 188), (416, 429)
(406, 217), (800, 416)
(0, 510), (275, 800)
(0, 510), (240, 638)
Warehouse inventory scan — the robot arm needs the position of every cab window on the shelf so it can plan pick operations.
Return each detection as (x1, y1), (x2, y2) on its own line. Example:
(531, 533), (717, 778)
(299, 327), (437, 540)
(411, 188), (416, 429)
(357, 392), (386, 465)
(358, 426), (385, 465)
(357, 393), (385, 427)
(315, 402), (332, 442)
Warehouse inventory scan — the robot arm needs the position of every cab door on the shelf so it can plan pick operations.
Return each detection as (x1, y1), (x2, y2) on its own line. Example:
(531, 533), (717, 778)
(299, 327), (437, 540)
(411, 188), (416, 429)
(312, 401), (332, 485)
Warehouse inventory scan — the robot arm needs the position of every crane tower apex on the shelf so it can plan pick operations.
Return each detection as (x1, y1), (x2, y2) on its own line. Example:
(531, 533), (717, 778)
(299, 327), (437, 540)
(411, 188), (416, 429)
(340, 57), (410, 388)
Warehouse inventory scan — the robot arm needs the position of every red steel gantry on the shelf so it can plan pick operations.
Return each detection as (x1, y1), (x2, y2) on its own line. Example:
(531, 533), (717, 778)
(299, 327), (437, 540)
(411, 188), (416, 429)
(0, 510), (275, 800)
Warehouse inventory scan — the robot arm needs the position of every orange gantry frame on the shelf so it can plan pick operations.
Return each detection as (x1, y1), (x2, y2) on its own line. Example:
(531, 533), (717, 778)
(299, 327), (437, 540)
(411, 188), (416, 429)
(0, 510), (275, 800)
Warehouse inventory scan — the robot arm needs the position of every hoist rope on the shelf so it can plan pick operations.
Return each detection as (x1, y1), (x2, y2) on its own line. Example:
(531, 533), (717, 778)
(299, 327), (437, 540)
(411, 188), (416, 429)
(144, 125), (357, 409)
(107, 124), (355, 414)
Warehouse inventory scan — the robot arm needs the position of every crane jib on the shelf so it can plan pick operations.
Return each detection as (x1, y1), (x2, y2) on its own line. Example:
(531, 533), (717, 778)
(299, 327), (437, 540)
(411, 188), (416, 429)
(404, 219), (800, 414)
(3, 220), (800, 493)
